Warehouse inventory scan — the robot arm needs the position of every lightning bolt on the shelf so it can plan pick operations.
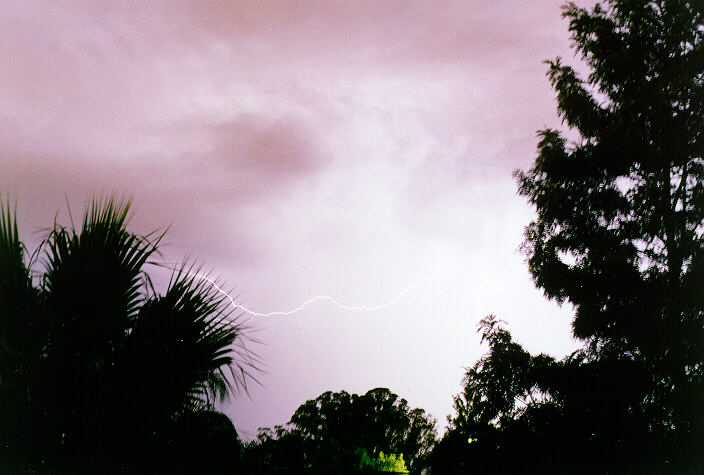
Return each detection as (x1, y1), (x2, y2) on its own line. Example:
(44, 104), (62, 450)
(166, 252), (525, 321)
(183, 254), (445, 317)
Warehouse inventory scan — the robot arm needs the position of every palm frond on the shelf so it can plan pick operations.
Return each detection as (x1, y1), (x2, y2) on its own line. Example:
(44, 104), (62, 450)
(124, 261), (260, 419)
(0, 194), (260, 470)
(0, 197), (36, 368)
(40, 196), (163, 349)
(0, 197), (43, 470)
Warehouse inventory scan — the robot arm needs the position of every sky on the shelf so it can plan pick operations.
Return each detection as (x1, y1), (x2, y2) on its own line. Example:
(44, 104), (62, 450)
(0, 0), (596, 440)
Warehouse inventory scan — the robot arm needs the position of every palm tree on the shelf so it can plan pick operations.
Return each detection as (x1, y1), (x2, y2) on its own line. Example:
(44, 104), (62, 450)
(0, 196), (257, 472)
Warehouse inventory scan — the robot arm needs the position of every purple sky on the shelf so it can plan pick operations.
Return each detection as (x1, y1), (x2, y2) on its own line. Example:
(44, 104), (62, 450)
(1, 1), (596, 439)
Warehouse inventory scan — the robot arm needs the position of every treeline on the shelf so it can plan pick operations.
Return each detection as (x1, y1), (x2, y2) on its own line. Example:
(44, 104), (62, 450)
(2, 0), (703, 473)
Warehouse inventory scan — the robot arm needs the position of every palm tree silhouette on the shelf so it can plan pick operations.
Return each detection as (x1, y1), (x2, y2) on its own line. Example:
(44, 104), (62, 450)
(0, 196), (257, 472)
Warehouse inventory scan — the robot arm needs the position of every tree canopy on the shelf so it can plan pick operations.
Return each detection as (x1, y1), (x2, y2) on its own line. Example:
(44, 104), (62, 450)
(357, 449), (408, 473)
(435, 1), (704, 472)
(243, 387), (436, 474)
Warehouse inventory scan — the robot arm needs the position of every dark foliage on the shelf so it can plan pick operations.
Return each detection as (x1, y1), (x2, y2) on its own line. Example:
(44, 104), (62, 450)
(165, 410), (244, 474)
(242, 388), (435, 474)
(0, 196), (254, 472)
(434, 1), (704, 473)
(432, 317), (658, 473)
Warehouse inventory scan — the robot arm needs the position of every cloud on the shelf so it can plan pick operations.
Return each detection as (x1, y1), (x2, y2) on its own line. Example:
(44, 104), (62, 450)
(0, 108), (328, 268)
(204, 115), (327, 180)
